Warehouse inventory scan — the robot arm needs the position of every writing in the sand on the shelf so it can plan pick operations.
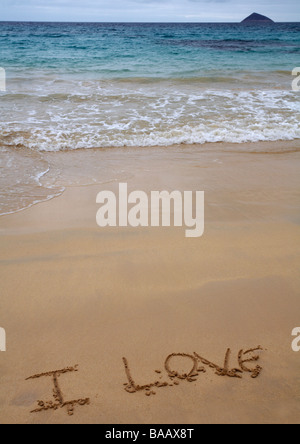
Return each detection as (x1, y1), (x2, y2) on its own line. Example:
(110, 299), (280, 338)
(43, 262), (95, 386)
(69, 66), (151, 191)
(25, 365), (90, 416)
(26, 346), (264, 416)
(122, 346), (263, 396)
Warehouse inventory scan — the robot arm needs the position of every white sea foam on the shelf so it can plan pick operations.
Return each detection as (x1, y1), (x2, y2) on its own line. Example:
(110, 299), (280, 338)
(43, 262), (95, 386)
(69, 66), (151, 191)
(1, 81), (299, 215)
(0, 87), (299, 152)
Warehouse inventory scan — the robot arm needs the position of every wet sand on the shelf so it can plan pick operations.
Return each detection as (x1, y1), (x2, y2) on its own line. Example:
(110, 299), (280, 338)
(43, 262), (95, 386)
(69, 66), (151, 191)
(0, 142), (299, 424)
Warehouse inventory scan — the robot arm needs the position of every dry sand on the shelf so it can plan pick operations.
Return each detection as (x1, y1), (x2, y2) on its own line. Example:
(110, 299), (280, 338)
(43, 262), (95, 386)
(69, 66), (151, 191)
(0, 142), (299, 424)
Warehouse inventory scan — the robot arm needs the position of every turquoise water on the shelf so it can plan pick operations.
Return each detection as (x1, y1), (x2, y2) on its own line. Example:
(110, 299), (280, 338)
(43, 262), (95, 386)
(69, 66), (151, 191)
(1, 22), (300, 78)
(0, 22), (299, 214)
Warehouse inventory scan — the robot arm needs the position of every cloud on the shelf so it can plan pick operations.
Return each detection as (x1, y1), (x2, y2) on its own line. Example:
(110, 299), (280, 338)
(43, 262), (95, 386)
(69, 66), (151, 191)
(1, 0), (300, 22)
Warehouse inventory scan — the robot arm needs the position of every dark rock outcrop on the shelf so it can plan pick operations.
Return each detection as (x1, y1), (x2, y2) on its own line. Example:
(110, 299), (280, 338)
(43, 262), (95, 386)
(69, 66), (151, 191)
(241, 13), (274, 24)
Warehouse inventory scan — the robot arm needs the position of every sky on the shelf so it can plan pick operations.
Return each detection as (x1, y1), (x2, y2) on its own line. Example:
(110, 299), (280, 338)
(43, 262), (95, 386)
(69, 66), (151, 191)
(1, 0), (300, 23)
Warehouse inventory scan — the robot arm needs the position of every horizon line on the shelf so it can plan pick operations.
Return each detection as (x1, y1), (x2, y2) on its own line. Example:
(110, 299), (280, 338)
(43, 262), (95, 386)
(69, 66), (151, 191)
(1, 20), (300, 24)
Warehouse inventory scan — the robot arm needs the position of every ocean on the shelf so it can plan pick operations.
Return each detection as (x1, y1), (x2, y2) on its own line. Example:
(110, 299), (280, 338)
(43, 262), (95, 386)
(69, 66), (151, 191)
(0, 21), (300, 214)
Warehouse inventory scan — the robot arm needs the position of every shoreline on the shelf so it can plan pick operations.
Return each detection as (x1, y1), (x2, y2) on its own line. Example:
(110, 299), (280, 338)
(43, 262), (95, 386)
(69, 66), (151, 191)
(1, 139), (300, 222)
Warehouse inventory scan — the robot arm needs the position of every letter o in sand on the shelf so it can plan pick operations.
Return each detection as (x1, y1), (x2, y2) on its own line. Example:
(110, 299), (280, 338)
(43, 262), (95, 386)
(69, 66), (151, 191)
(165, 353), (198, 380)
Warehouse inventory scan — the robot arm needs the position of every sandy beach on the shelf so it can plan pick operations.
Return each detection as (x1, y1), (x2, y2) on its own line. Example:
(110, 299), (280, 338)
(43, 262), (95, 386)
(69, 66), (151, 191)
(0, 141), (299, 424)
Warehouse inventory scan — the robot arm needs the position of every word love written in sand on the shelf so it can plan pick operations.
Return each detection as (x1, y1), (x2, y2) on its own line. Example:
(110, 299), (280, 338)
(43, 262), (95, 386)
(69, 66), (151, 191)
(26, 346), (263, 416)
(123, 346), (264, 397)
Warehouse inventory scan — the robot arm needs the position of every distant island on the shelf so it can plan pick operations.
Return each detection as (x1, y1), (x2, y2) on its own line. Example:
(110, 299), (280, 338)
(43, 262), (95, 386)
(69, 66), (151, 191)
(241, 13), (275, 24)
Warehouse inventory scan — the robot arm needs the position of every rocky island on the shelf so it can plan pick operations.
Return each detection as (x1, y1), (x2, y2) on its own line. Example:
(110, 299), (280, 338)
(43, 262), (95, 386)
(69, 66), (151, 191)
(241, 13), (275, 24)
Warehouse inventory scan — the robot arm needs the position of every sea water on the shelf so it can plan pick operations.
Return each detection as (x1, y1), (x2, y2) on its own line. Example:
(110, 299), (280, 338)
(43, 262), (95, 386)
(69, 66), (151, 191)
(0, 22), (299, 214)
